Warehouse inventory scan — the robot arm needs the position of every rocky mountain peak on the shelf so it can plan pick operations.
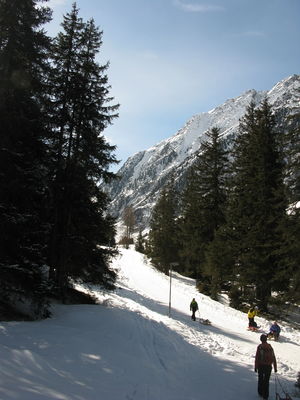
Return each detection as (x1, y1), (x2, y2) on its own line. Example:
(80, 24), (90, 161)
(107, 75), (300, 231)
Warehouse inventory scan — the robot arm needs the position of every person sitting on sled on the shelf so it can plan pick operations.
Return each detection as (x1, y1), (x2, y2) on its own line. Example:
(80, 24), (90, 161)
(248, 306), (258, 328)
(267, 321), (281, 341)
(190, 298), (198, 321)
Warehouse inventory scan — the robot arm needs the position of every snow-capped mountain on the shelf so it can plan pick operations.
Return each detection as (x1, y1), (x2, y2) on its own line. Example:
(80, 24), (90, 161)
(107, 75), (300, 229)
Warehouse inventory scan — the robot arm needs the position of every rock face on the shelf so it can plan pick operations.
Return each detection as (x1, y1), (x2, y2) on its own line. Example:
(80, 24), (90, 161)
(107, 75), (300, 229)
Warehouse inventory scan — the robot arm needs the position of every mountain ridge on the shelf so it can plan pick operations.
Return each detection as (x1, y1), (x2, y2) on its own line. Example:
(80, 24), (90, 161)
(107, 74), (300, 230)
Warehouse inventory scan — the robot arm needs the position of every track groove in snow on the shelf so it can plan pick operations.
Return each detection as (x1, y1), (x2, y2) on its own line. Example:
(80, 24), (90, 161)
(0, 247), (299, 400)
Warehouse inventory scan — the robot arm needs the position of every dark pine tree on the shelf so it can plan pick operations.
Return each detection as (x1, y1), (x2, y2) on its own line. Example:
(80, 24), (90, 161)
(148, 182), (179, 275)
(179, 127), (229, 286)
(203, 224), (234, 300)
(122, 206), (135, 247)
(226, 100), (288, 311)
(0, 0), (52, 317)
(47, 3), (119, 293)
(178, 166), (204, 278)
(135, 229), (145, 253)
(280, 110), (300, 302)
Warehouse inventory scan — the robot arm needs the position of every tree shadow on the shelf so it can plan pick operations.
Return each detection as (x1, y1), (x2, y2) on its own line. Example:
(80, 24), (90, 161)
(0, 299), (295, 400)
(115, 285), (252, 345)
(0, 305), (271, 400)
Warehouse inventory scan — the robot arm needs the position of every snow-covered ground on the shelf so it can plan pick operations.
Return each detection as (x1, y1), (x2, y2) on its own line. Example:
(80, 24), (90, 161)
(0, 247), (299, 400)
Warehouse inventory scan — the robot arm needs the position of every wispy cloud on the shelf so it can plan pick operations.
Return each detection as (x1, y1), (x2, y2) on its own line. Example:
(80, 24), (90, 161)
(174, 0), (224, 13)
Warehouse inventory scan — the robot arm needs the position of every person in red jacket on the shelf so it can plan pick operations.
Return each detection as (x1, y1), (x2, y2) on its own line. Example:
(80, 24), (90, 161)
(255, 334), (277, 400)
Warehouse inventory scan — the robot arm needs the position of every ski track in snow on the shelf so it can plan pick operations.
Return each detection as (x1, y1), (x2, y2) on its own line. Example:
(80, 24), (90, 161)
(0, 247), (299, 400)
(98, 249), (300, 385)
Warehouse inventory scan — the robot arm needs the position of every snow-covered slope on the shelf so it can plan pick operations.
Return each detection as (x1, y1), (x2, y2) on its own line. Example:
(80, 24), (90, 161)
(107, 75), (300, 228)
(0, 247), (299, 400)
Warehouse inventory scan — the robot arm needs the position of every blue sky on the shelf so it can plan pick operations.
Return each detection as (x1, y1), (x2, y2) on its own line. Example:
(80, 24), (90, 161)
(47, 0), (300, 168)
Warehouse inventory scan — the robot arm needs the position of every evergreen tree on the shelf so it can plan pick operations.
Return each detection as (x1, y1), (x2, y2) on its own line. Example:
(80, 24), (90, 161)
(0, 0), (52, 317)
(122, 206), (135, 247)
(226, 101), (288, 310)
(47, 3), (119, 292)
(203, 225), (234, 299)
(178, 166), (204, 278)
(179, 127), (229, 283)
(148, 183), (179, 275)
(135, 229), (145, 253)
(285, 114), (300, 204)
(281, 111), (300, 302)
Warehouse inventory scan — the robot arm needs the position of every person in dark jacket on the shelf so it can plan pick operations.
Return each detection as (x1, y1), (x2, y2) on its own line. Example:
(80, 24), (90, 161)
(267, 321), (281, 341)
(255, 334), (277, 400)
(190, 298), (198, 321)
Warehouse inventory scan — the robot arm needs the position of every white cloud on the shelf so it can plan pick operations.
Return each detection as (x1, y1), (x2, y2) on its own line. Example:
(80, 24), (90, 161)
(174, 0), (224, 13)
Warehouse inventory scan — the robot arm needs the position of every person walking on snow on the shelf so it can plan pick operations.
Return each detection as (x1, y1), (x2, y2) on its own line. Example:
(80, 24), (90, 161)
(255, 334), (277, 400)
(190, 298), (198, 321)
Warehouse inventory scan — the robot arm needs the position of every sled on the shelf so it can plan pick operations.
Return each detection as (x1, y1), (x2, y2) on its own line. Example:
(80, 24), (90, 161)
(267, 333), (280, 341)
(247, 326), (260, 332)
(199, 318), (211, 325)
(276, 395), (293, 400)
(275, 374), (293, 400)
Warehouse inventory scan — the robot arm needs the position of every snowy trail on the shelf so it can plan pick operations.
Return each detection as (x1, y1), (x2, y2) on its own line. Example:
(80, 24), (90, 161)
(0, 247), (299, 400)
(111, 249), (300, 379)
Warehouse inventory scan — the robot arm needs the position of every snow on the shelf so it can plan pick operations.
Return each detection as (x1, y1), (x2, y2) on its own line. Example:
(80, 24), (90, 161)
(1, 247), (299, 400)
(108, 75), (300, 227)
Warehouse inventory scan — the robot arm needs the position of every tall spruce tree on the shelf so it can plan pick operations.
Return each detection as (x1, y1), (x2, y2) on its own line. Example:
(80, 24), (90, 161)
(135, 229), (145, 253)
(202, 225), (234, 300)
(178, 166), (204, 278)
(281, 111), (300, 302)
(179, 127), (229, 283)
(226, 100), (288, 310)
(148, 183), (179, 275)
(122, 206), (135, 246)
(0, 0), (52, 317)
(47, 3), (119, 292)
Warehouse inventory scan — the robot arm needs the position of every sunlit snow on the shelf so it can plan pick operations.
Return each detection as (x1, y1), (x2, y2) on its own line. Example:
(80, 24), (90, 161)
(0, 247), (299, 400)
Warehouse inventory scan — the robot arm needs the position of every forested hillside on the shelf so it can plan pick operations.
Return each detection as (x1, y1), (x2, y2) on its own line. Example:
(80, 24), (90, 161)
(145, 99), (300, 312)
(108, 75), (299, 231)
